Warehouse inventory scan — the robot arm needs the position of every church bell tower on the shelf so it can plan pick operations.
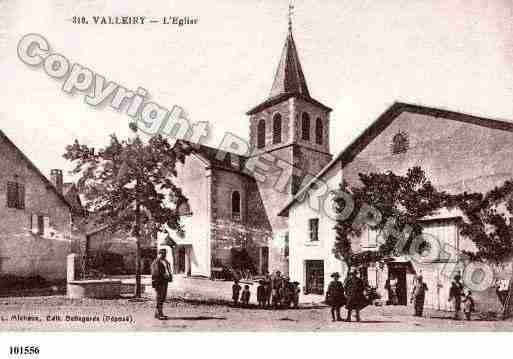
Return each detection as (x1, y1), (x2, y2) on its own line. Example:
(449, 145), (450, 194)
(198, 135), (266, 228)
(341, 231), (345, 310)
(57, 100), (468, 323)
(246, 11), (333, 274)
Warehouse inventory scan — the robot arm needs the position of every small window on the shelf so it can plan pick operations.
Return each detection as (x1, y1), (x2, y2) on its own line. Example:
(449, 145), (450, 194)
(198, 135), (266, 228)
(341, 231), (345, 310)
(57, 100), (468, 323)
(283, 232), (289, 258)
(7, 181), (25, 209)
(37, 215), (44, 235)
(257, 120), (266, 149)
(301, 113), (310, 141)
(272, 114), (282, 144)
(31, 214), (49, 235)
(232, 191), (241, 220)
(362, 227), (378, 248)
(291, 175), (302, 195)
(315, 117), (323, 145)
(308, 218), (319, 241)
(391, 132), (409, 154)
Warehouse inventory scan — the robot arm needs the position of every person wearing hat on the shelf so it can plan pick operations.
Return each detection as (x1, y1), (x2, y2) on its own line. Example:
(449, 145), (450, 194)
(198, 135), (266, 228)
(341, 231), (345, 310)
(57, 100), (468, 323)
(463, 289), (475, 321)
(263, 273), (272, 308)
(449, 273), (464, 319)
(291, 281), (301, 309)
(344, 269), (365, 322)
(410, 275), (428, 317)
(151, 248), (173, 320)
(232, 278), (242, 306)
(326, 272), (346, 322)
(257, 280), (266, 308)
(271, 271), (283, 309)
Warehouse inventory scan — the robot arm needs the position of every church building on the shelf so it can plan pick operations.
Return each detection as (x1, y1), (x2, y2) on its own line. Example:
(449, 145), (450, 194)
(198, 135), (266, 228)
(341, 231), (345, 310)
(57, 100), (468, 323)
(164, 24), (333, 278)
(280, 102), (513, 310)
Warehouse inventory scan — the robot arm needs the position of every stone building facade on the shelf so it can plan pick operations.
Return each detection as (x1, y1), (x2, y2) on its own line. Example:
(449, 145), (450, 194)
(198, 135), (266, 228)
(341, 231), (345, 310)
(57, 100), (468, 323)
(0, 130), (74, 281)
(164, 27), (333, 277)
(281, 103), (513, 310)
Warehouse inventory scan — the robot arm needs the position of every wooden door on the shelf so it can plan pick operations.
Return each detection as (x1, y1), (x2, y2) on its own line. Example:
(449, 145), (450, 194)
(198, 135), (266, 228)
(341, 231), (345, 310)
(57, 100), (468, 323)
(305, 260), (324, 295)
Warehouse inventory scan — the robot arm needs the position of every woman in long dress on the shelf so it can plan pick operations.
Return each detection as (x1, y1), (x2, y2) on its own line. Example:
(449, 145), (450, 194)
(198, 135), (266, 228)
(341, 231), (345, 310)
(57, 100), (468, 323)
(326, 272), (346, 322)
(411, 275), (428, 317)
(344, 270), (366, 322)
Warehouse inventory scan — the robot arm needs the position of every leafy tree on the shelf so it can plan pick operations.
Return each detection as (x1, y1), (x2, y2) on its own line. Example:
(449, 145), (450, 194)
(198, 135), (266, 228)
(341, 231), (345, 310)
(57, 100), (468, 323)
(64, 127), (191, 297)
(446, 181), (513, 264)
(334, 167), (446, 273)
(334, 166), (513, 272)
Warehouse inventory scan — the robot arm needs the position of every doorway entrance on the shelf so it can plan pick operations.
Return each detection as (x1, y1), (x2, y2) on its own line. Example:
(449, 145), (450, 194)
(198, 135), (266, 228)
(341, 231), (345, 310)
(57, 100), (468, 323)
(259, 247), (269, 275)
(387, 264), (408, 305)
(305, 260), (324, 295)
(174, 245), (191, 276)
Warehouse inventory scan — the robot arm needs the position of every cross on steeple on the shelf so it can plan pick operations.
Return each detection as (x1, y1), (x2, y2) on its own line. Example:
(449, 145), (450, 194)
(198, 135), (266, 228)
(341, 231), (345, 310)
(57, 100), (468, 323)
(288, 1), (294, 31)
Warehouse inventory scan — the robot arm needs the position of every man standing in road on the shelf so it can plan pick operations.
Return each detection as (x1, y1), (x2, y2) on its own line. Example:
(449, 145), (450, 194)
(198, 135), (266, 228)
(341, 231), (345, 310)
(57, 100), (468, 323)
(151, 248), (173, 320)
(449, 273), (464, 320)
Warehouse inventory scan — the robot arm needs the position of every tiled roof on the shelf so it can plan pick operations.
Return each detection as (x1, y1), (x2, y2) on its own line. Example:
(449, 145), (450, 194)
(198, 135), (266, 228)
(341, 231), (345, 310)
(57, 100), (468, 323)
(0, 130), (71, 209)
(278, 102), (513, 216)
(178, 140), (253, 177)
(247, 30), (331, 115)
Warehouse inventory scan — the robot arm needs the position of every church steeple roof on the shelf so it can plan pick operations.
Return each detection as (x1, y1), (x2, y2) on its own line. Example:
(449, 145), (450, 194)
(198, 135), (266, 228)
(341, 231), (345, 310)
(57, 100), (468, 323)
(269, 29), (310, 98)
(247, 27), (331, 115)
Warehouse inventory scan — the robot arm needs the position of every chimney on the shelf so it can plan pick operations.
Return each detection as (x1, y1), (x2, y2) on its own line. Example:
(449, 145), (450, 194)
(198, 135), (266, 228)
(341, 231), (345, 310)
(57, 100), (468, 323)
(50, 169), (63, 194)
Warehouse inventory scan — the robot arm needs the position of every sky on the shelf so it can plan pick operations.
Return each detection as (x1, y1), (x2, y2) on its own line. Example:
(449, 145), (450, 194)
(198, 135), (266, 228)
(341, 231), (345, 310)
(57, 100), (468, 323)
(1, 0), (513, 181)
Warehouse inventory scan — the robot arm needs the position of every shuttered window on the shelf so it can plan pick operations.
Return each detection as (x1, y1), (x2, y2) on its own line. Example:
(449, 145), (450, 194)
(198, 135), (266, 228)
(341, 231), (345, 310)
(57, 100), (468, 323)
(301, 113), (310, 141)
(315, 117), (323, 145)
(257, 120), (266, 149)
(272, 114), (282, 144)
(18, 184), (25, 209)
(309, 218), (319, 241)
(7, 182), (17, 208)
(232, 191), (241, 220)
(31, 214), (38, 233)
(37, 215), (44, 235)
(6, 182), (25, 209)
(31, 214), (49, 236)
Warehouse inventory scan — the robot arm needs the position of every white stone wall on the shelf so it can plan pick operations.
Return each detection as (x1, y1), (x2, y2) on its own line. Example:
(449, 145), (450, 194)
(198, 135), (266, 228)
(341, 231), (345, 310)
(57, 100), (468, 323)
(288, 161), (346, 294)
(168, 154), (211, 277)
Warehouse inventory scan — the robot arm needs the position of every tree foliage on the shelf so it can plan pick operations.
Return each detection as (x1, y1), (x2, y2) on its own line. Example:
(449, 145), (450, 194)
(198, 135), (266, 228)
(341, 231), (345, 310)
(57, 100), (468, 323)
(64, 133), (191, 236)
(64, 130), (192, 296)
(445, 181), (513, 264)
(334, 167), (445, 270)
(334, 166), (513, 269)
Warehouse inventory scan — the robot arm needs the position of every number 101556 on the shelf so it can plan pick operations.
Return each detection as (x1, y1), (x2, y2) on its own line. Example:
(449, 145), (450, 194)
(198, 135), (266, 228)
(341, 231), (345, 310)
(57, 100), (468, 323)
(9, 346), (39, 355)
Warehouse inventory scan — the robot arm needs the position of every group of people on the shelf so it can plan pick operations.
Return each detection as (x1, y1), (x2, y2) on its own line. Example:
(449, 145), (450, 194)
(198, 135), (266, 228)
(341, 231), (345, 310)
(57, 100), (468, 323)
(495, 278), (510, 307)
(410, 273), (476, 320)
(232, 271), (301, 309)
(448, 274), (475, 320)
(325, 270), (368, 322)
(151, 248), (500, 322)
(326, 271), (478, 322)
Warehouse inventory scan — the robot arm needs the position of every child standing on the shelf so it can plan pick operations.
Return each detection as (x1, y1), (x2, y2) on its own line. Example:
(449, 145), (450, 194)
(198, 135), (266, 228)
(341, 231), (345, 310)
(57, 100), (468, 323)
(264, 274), (272, 308)
(232, 279), (241, 306)
(257, 280), (266, 308)
(463, 290), (475, 321)
(291, 281), (300, 309)
(241, 284), (251, 307)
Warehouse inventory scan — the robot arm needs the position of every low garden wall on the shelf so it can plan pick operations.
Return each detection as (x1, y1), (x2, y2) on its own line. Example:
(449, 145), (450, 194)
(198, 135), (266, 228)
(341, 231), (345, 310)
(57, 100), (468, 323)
(67, 279), (122, 299)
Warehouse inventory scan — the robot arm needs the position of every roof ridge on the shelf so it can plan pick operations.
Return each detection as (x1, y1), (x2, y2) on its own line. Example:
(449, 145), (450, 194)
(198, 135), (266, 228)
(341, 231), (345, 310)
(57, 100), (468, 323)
(278, 102), (513, 216)
(0, 129), (72, 209)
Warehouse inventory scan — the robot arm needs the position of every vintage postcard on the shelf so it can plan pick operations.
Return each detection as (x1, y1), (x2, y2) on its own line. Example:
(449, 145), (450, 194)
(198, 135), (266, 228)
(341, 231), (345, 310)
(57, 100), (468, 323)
(1, 0), (513, 344)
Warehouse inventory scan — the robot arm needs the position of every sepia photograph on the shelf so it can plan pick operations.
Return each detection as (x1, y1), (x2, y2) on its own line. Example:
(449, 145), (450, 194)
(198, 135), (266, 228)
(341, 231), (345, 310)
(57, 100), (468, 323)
(1, 1), (513, 352)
